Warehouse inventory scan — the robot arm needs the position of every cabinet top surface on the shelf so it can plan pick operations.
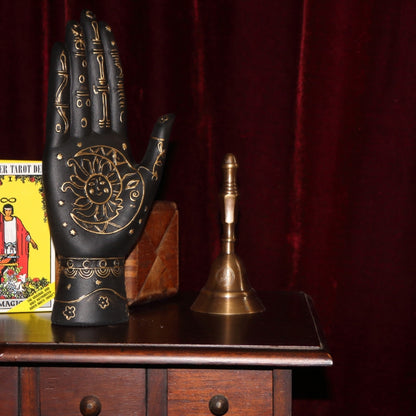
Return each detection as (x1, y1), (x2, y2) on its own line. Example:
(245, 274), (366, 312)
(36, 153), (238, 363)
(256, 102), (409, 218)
(0, 291), (332, 367)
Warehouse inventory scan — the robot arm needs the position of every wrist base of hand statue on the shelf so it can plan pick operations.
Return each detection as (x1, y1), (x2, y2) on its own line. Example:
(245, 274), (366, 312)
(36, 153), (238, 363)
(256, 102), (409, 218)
(52, 256), (128, 326)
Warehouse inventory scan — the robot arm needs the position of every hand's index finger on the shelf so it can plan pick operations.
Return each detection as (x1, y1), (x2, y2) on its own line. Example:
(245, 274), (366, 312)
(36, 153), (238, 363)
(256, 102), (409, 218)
(65, 21), (91, 139)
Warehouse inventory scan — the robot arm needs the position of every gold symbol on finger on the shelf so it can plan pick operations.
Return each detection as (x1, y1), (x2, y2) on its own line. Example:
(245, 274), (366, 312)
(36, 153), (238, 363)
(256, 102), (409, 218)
(93, 83), (110, 128)
(75, 89), (89, 108)
(110, 47), (125, 123)
(71, 24), (86, 58)
(91, 20), (100, 42)
(96, 54), (106, 85)
(86, 11), (95, 20)
(93, 54), (111, 128)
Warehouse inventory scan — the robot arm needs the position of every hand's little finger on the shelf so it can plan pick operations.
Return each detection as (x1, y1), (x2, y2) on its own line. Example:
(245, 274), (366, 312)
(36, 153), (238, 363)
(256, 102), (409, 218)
(46, 43), (70, 148)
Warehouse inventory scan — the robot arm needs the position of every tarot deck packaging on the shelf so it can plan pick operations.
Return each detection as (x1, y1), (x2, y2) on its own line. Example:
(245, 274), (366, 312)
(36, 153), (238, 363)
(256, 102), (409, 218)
(0, 160), (55, 313)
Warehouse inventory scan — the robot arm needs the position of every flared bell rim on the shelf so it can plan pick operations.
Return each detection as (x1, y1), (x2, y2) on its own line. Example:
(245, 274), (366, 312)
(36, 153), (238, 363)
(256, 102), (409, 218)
(191, 287), (265, 315)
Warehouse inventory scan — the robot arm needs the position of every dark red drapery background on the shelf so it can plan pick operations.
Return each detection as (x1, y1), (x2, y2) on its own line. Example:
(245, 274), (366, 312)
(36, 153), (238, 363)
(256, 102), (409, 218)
(0, 1), (414, 414)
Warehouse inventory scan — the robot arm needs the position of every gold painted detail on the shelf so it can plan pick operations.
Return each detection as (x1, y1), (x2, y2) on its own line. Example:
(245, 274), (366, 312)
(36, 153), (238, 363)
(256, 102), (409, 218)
(71, 24), (86, 58)
(71, 24), (90, 112)
(98, 296), (110, 309)
(86, 11), (95, 20)
(61, 145), (144, 234)
(93, 62), (110, 128)
(55, 50), (69, 134)
(63, 305), (76, 320)
(140, 137), (167, 180)
(89, 18), (110, 129)
(54, 287), (126, 304)
(91, 20), (100, 42)
(110, 45), (125, 123)
(59, 257), (124, 279)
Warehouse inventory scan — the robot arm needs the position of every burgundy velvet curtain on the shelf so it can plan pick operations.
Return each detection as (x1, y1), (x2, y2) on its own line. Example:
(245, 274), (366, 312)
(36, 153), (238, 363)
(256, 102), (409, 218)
(0, 1), (414, 414)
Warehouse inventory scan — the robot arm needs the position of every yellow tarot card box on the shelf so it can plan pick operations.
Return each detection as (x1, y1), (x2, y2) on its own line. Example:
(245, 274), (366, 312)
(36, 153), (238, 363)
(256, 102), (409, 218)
(0, 160), (55, 313)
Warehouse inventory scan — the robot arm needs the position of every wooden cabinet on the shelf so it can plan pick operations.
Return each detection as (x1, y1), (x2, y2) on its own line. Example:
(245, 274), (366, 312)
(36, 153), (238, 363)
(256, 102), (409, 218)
(0, 292), (332, 415)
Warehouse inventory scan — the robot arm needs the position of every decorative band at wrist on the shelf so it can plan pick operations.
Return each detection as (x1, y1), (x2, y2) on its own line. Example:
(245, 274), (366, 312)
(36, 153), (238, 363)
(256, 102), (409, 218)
(58, 256), (125, 279)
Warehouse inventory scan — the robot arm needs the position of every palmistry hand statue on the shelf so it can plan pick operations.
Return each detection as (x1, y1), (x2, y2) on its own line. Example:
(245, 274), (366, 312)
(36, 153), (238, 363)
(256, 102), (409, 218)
(43, 11), (174, 326)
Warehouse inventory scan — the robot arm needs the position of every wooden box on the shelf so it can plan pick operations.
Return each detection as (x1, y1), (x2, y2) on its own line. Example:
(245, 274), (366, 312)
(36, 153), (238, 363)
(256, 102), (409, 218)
(125, 200), (179, 307)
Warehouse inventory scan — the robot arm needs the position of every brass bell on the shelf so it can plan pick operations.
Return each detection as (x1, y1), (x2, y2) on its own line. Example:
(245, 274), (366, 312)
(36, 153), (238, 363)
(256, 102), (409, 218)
(191, 153), (265, 315)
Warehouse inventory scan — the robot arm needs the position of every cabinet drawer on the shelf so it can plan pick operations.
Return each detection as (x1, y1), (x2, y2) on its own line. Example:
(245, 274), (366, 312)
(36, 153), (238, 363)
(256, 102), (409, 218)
(0, 367), (18, 414)
(168, 369), (273, 416)
(39, 367), (145, 415)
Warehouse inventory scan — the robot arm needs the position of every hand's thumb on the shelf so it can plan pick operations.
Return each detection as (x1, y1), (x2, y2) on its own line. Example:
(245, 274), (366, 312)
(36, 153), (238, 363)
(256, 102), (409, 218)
(140, 114), (175, 179)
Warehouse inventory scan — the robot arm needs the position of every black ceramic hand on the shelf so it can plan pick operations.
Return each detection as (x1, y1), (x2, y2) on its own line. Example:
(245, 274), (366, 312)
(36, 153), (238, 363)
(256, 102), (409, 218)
(43, 11), (174, 326)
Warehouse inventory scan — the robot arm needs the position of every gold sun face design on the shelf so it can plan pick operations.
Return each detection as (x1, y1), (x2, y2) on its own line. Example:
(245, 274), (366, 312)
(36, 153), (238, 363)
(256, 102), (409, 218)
(61, 145), (144, 234)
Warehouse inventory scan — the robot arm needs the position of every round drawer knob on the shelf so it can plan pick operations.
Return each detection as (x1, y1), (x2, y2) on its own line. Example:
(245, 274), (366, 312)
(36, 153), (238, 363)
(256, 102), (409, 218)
(79, 395), (102, 416)
(209, 394), (229, 416)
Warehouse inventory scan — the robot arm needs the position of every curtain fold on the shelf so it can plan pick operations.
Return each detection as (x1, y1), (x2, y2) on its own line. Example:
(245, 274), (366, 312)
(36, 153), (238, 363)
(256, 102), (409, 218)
(0, 1), (413, 414)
